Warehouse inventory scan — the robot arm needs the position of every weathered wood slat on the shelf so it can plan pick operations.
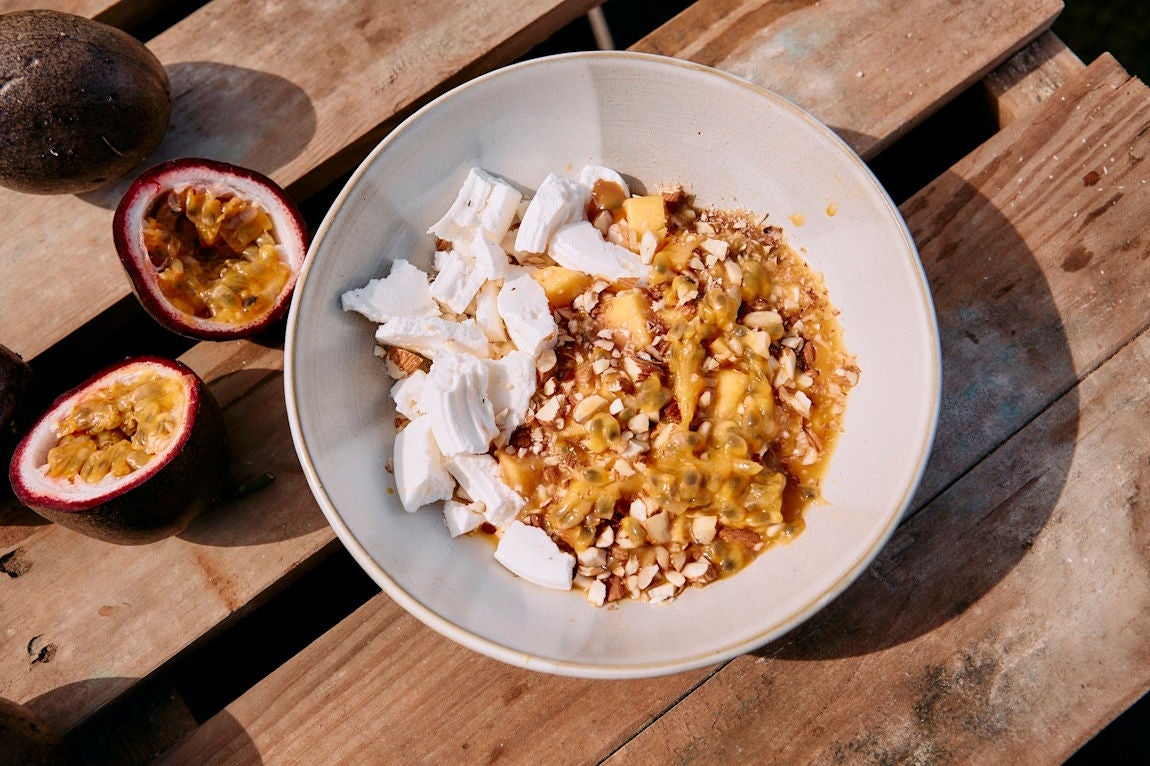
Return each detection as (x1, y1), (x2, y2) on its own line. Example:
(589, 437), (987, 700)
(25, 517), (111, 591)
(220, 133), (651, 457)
(983, 31), (1086, 126)
(0, 2), (123, 18)
(0, 0), (1084, 739)
(0, 341), (337, 734)
(155, 48), (1150, 766)
(633, 0), (1062, 160)
(157, 601), (713, 765)
(909, 53), (1150, 506)
(0, 0), (602, 361)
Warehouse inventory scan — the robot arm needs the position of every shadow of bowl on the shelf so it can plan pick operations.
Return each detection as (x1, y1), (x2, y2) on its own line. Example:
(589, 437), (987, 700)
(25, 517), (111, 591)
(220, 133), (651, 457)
(754, 167), (1078, 661)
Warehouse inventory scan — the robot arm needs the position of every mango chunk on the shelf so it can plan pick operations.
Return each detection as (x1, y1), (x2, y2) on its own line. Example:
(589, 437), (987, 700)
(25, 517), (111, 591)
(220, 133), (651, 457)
(532, 266), (593, 308)
(622, 195), (667, 241)
(599, 289), (654, 348)
(712, 369), (750, 420)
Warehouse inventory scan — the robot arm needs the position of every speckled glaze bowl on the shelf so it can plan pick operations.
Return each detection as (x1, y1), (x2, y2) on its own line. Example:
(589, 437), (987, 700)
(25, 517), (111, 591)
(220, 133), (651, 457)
(285, 51), (940, 678)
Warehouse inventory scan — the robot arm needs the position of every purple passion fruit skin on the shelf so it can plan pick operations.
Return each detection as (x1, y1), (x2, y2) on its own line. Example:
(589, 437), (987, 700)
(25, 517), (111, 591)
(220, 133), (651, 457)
(0, 10), (171, 195)
(8, 356), (228, 545)
(114, 158), (308, 341)
(0, 697), (77, 766)
(1, 343), (32, 462)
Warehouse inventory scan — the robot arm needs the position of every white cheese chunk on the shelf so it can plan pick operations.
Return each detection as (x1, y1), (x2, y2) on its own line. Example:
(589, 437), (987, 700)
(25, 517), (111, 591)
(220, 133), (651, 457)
(494, 521), (575, 590)
(457, 229), (510, 280)
(445, 453), (525, 528)
(514, 173), (586, 254)
(425, 351), (498, 456)
(428, 167), (523, 244)
(393, 416), (455, 512)
(389, 370), (428, 420)
(579, 165), (630, 199)
(442, 498), (485, 537)
(429, 248), (485, 315)
(548, 221), (647, 282)
(497, 269), (557, 357)
(474, 279), (509, 343)
(375, 316), (489, 359)
(341, 259), (439, 323)
(484, 350), (537, 440)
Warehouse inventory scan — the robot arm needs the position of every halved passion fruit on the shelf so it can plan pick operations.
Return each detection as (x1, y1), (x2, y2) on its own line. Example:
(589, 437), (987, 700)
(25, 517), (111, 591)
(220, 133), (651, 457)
(8, 356), (228, 544)
(114, 158), (308, 340)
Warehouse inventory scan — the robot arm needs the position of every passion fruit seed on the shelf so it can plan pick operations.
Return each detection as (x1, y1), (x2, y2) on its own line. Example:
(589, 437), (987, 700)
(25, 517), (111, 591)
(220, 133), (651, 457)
(144, 187), (292, 324)
(46, 371), (184, 483)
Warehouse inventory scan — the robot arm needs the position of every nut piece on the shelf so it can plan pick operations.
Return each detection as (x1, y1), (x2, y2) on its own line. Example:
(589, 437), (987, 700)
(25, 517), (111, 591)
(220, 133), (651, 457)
(387, 346), (424, 376)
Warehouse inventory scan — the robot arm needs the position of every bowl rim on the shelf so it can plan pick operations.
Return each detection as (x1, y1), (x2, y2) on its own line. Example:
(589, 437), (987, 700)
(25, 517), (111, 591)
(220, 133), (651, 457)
(284, 50), (942, 678)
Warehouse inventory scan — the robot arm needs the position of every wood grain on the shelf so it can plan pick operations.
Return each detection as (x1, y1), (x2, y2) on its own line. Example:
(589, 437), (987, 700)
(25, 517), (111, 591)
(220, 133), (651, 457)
(156, 45), (1150, 766)
(0, 0), (601, 361)
(0, 1), (187, 33)
(633, 0), (1062, 159)
(157, 598), (713, 765)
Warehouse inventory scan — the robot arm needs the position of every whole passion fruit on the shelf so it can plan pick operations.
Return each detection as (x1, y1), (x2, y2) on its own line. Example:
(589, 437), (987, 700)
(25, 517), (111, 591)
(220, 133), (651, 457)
(1, 343), (32, 463)
(0, 10), (171, 194)
(0, 697), (77, 766)
(8, 356), (228, 544)
(114, 158), (308, 340)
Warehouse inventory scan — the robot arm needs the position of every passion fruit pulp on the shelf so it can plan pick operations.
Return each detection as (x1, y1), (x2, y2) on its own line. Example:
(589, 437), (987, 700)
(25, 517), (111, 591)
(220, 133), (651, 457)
(0, 10), (171, 195)
(8, 356), (228, 544)
(114, 158), (308, 340)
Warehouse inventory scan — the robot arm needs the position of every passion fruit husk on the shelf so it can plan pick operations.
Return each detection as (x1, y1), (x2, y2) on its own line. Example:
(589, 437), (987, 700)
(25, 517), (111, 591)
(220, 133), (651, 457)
(0, 697), (78, 766)
(113, 157), (308, 341)
(0, 10), (171, 195)
(7, 356), (229, 545)
(1, 343), (33, 464)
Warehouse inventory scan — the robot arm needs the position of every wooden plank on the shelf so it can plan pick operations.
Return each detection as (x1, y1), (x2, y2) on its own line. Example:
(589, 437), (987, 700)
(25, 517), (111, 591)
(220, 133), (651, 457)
(983, 31), (1086, 127)
(0, 0), (602, 361)
(908, 53), (1150, 506)
(160, 53), (1150, 765)
(604, 308), (1150, 766)
(633, 0), (1062, 160)
(157, 598), (712, 765)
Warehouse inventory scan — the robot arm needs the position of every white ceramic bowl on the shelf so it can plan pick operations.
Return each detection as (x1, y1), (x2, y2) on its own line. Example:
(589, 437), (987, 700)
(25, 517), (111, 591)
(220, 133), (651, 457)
(285, 51), (940, 678)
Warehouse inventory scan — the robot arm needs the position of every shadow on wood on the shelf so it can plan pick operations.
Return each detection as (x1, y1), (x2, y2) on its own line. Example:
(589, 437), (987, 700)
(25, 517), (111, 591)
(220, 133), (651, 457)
(76, 61), (318, 210)
(759, 166), (1078, 659)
